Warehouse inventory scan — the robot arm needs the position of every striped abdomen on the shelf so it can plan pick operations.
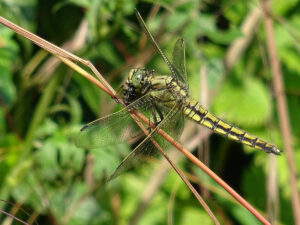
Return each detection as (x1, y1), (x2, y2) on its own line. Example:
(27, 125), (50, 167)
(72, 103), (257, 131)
(183, 99), (281, 155)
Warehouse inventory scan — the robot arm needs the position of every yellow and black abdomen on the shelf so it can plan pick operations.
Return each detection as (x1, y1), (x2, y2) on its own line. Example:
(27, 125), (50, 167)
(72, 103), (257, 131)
(183, 99), (281, 155)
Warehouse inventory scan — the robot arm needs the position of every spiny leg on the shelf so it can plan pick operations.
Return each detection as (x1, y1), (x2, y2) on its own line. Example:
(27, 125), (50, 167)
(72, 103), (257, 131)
(151, 103), (164, 126)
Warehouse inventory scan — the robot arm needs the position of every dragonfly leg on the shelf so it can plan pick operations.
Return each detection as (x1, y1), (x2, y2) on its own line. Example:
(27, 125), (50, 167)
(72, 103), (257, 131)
(112, 84), (126, 104)
(112, 96), (121, 104)
(151, 103), (164, 126)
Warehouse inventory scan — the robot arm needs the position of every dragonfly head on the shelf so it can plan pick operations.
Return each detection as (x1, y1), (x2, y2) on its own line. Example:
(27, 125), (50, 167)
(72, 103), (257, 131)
(123, 67), (153, 104)
(128, 67), (152, 89)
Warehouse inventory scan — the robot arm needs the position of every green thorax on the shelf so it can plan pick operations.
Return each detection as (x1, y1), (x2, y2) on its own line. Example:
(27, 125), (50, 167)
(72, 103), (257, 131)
(124, 67), (191, 107)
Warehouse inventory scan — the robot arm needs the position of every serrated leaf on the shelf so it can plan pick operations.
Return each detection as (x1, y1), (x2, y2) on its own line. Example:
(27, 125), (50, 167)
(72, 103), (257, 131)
(211, 77), (272, 127)
(35, 119), (58, 137)
(35, 124), (85, 179)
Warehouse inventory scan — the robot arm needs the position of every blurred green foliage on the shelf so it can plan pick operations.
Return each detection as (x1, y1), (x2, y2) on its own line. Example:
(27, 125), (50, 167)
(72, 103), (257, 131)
(0, 0), (299, 224)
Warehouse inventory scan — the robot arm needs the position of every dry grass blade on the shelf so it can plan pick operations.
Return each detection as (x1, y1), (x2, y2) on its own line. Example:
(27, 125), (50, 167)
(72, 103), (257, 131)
(0, 199), (38, 225)
(0, 209), (29, 225)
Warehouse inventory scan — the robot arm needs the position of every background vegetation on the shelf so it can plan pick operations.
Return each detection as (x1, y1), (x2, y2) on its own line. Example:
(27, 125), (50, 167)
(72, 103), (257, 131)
(0, 0), (299, 224)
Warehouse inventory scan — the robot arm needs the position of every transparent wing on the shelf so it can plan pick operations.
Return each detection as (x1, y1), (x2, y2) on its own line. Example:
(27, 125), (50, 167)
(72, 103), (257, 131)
(75, 94), (153, 149)
(76, 92), (184, 181)
(172, 38), (187, 83)
(135, 10), (185, 83)
(107, 103), (184, 181)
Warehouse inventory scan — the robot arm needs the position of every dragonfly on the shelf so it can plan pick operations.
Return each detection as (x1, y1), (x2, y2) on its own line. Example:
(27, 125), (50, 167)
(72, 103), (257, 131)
(75, 10), (281, 181)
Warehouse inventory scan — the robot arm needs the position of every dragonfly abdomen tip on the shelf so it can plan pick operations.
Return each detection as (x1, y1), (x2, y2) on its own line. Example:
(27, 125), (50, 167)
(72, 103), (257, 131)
(272, 147), (282, 155)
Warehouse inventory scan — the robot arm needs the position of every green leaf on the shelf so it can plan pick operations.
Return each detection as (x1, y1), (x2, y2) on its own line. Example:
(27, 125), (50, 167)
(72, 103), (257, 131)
(184, 14), (215, 39)
(35, 122), (85, 179)
(276, 16), (300, 76)
(12, 172), (44, 210)
(272, 0), (298, 15)
(0, 65), (16, 106)
(73, 75), (101, 116)
(211, 77), (272, 127)
(183, 13), (242, 45)
(56, 0), (90, 9)
(179, 207), (212, 225)
(166, 12), (189, 31)
(287, 96), (300, 136)
(223, 1), (247, 24)
(67, 94), (82, 125)
(97, 41), (123, 67)
(0, 27), (19, 107)
(68, 196), (102, 225)
(0, 0), (36, 30)
(242, 167), (266, 210)
(206, 28), (243, 45)
(283, 66), (300, 91)
(231, 206), (261, 225)
(92, 144), (129, 180)
(143, 0), (174, 12)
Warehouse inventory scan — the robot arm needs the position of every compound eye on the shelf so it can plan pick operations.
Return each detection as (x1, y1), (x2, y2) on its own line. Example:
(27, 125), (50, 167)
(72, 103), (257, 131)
(132, 72), (143, 87)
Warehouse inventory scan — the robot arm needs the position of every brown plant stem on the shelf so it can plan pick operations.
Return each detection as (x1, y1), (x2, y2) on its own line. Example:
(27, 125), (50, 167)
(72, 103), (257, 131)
(0, 209), (29, 225)
(261, 1), (300, 224)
